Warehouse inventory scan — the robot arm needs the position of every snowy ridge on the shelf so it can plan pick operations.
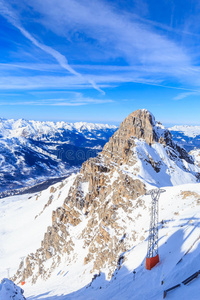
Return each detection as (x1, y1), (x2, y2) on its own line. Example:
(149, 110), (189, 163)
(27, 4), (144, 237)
(0, 174), (77, 281)
(131, 138), (199, 187)
(0, 118), (117, 140)
(169, 125), (200, 138)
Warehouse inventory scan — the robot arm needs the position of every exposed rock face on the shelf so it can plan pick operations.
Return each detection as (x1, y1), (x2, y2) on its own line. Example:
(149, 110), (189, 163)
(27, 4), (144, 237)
(14, 109), (200, 284)
(101, 109), (193, 165)
(102, 109), (156, 165)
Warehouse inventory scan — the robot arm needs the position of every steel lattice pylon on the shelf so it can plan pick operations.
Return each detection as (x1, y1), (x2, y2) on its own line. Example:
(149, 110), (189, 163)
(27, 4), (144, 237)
(145, 188), (165, 270)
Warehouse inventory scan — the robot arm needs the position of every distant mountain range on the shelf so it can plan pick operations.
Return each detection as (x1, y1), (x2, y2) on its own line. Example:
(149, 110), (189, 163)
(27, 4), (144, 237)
(1, 117), (200, 194)
(0, 118), (117, 193)
(169, 125), (200, 151)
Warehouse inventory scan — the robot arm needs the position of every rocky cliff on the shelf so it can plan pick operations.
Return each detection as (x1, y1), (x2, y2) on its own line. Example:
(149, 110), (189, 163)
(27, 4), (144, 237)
(14, 109), (200, 284)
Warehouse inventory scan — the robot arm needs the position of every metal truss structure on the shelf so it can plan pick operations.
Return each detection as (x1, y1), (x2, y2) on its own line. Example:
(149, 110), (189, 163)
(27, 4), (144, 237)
(146, 188), (166, 258)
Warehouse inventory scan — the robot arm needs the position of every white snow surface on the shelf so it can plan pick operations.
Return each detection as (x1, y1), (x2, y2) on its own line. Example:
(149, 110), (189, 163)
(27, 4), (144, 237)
(0, 174), (77, 281)
(169, 125), (200, 138)
(132, 139), (199, 187)
(190, 148), (200, 166)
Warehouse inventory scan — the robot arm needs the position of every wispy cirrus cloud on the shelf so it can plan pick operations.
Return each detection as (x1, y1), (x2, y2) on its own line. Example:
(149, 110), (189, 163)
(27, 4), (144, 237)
(0, 73), (162, 90)
(0, 63), (62, 72)
(1, 0), (200, 98)
(6, 0), (200, 92)
(25, 0), (191, 67)
(2, 73), (200, 93)
(173, 91), (200, 100)
(0, 0), (104, 94)
(0, 92), (114, 106)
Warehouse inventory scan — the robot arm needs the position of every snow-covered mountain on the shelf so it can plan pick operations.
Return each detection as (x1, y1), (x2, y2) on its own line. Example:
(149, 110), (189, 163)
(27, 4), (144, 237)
(0, 279), (25, 300)
(1, 109), (200, 300)
(0, 118), (117, 143)
(2, 182), (200, 300)
(169, 125), (200, 138)
(169, 125), (200, 151)
(0, 118), (117, 193)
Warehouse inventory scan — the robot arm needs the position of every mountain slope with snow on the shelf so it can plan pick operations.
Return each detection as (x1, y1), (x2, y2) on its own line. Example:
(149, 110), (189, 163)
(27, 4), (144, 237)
(24, 183), (200, 300)
(1, 181), (200, 300)
(10, 110), (200, 283)
(0, 279), (26, 300)
(0, 118), (117, 193)
(1, 110), (200, 300)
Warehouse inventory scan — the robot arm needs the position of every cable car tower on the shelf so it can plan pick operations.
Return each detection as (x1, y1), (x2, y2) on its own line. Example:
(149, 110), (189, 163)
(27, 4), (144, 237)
(145, 188), (165, 270)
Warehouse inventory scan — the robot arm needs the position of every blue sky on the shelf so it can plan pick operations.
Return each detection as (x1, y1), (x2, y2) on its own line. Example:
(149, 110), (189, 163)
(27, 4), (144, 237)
(0, 0), (200, 125)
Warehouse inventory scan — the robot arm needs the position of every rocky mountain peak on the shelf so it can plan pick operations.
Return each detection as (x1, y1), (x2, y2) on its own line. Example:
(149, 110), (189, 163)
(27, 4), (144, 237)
(102, 109), (173, 166)
(118, 109), (157, 144)
(111, 108), (172, 145)
(13, 109), (200, 285)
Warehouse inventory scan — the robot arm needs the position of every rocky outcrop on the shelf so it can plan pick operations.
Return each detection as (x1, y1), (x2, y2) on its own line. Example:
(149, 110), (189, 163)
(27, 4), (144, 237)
(14, 109), (199, 284)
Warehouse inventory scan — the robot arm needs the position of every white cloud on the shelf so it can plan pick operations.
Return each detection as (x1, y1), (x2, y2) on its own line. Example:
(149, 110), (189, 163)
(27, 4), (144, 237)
(0, 73), (162, 90)
(0, 92), (114, 106)
(0, 63), (61, 72)
(1, 73), (200, 93)
(173, 91), (200, 100)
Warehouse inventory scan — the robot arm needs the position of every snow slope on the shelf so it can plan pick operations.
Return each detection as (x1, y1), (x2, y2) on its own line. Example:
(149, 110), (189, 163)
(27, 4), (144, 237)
(0, 279), (25, 300)
(132, 138), (199, 187)
(0, 174), (77, 280)
(1, 182), (200, 299)
(24, 183), (200, 300)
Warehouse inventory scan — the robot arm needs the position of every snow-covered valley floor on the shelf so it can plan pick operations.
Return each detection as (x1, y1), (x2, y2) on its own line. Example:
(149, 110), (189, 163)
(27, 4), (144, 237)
(1, 178), (200, 299)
